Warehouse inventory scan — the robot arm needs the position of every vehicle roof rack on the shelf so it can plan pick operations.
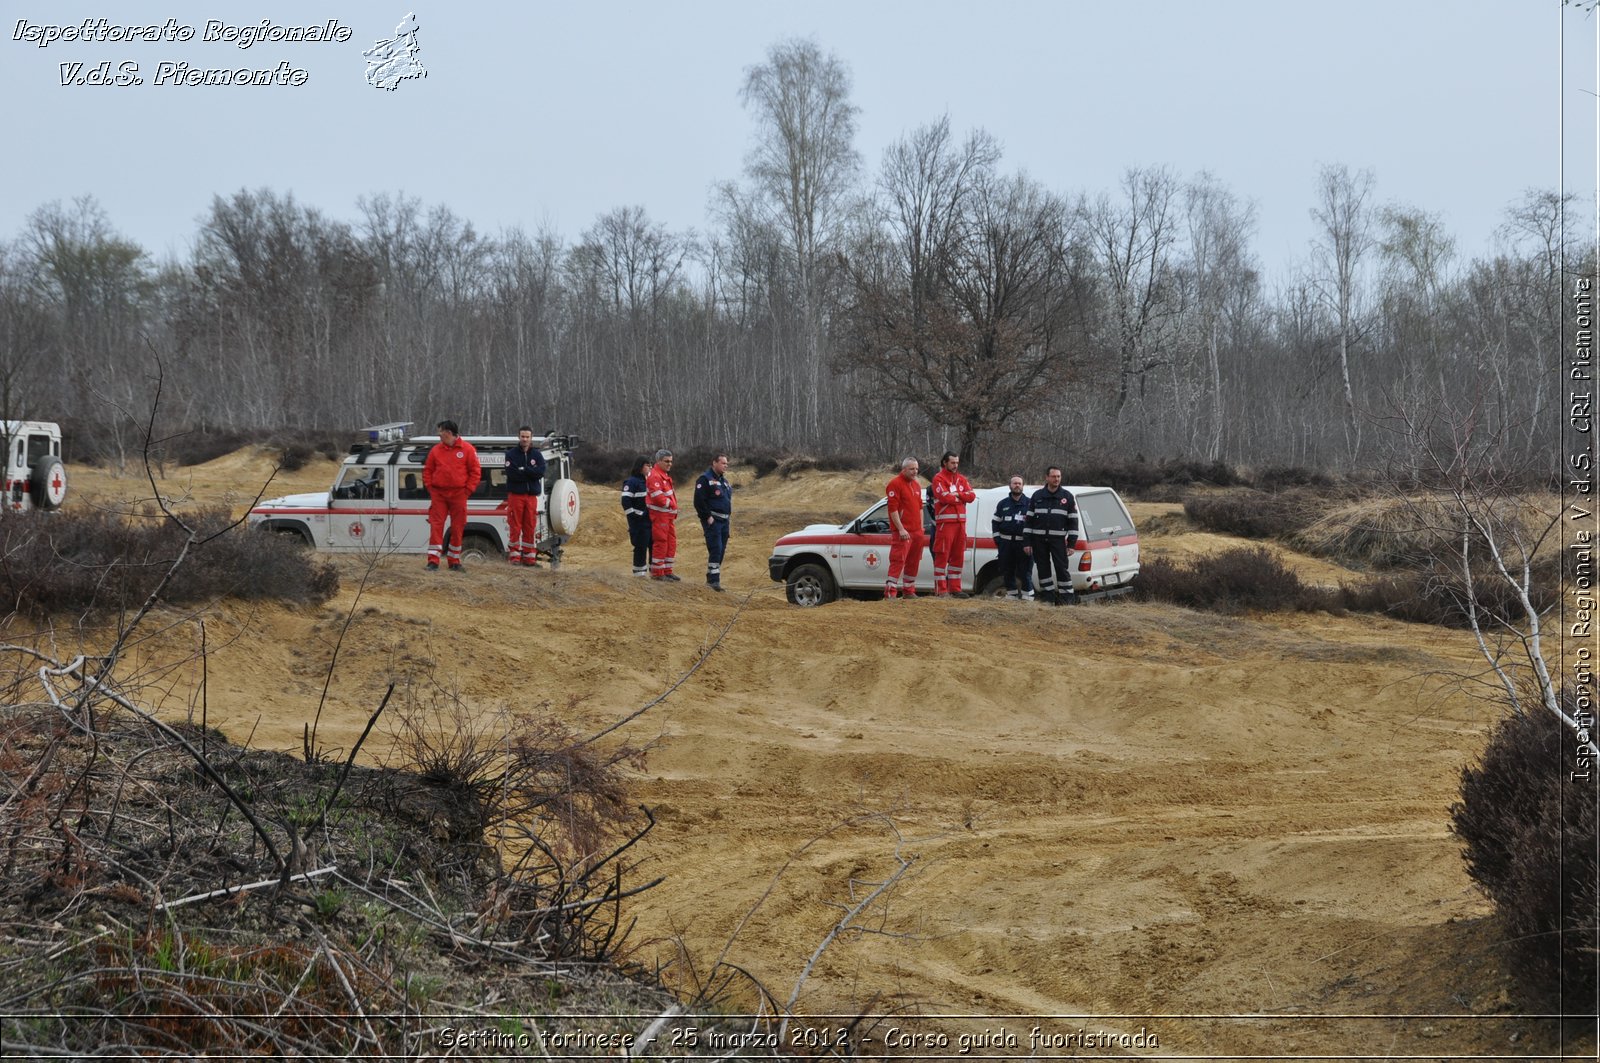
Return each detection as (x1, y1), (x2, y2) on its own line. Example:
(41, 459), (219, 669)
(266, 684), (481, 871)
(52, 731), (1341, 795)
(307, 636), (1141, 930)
(362, 422), (413, 445)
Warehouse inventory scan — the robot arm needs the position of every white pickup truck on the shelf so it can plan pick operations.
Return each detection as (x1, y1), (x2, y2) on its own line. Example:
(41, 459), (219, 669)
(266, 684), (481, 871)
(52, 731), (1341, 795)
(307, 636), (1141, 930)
(248, 425), (581, 564)
(767, 483), (1140, 606)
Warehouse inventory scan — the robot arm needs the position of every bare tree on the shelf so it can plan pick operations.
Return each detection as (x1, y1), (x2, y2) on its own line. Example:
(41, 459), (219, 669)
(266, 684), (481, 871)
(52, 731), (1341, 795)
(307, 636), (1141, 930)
(566, 206), (691, 442)
(1184, 173), (1258, 461)
(1310, 163), (1376, 460)
(1085, 166), (1188, 419)
(1377, 400), (1584, 756)
(739, 37), (861, 439)
(840, 119), (1085, 467)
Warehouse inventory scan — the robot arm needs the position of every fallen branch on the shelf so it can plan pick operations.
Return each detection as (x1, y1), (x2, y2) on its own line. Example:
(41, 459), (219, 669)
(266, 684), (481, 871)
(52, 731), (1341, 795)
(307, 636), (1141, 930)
(154, 865), (338, 912)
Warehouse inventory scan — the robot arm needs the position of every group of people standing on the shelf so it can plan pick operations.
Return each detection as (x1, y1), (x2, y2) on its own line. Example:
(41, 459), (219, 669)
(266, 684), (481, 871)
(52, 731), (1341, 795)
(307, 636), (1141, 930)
(884, 453), (1081, 606)
(422, 420), (547, 571)
(422, 427), (1077, 605)
(622, 450), (733, 591)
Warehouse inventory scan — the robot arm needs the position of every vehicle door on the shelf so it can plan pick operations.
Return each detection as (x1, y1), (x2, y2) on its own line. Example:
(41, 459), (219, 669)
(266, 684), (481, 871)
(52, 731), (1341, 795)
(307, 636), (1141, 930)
(327, 464), (391, 550)
(837, 500), (895, 589)
(962, 492), (997, 588)
(389, 453), (430, 550)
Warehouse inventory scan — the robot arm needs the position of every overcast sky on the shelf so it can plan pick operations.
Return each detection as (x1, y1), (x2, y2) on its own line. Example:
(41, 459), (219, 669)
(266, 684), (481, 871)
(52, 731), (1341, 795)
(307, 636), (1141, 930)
(2, 1), (1595, 279)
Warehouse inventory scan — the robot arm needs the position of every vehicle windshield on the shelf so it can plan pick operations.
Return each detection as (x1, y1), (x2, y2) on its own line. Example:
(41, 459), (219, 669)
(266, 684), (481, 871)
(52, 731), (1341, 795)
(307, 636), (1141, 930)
(332, 466), (385, 501)
(853, 500), (890, 534)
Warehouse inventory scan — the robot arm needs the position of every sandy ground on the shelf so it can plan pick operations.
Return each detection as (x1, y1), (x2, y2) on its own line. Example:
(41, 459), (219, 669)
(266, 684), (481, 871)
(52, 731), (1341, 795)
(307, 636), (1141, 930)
(59, 452), (1591, 1059)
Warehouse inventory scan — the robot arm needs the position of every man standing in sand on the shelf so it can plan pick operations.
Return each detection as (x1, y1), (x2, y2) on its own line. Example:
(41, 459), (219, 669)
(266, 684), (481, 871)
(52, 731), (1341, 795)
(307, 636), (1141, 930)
(694, 453), (733, 592)
(1024, 465), (1079, 606)
(992, 474), (1034, 600)
(423, 420), (480, 572)
(621, 455), (653, 578)
(645, 449), (681, 581)
(930, 451), (977, 596)
(884, 457), (927, 600)
(503, 427), (547, 567)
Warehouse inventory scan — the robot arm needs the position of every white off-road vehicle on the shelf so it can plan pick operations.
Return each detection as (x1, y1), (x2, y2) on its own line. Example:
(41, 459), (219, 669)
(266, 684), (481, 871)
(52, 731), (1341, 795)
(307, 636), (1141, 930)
(3, 420), (67, 513)
(248, 424), (581, 564)
(768, 483), (1140, 607)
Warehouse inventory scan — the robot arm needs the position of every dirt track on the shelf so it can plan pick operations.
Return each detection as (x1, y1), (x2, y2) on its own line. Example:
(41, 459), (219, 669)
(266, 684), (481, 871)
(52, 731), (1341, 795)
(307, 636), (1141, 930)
(64, 452), (1587, 1059)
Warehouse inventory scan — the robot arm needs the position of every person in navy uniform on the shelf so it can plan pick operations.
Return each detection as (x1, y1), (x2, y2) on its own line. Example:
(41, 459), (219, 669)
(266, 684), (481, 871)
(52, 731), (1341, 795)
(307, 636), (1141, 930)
(693, 453), (734, 592)
(621, 456), (652, 577)
(1024, 465), (1080, 606)
(991, 474), (1034, 600)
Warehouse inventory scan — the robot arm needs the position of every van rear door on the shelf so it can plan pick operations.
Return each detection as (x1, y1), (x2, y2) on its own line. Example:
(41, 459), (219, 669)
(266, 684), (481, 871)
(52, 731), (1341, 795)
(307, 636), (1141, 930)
(1074, 489), (1140, 592)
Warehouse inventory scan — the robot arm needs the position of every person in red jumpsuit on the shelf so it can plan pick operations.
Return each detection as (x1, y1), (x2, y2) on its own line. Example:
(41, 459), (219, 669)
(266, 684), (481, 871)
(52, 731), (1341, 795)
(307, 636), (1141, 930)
(884, 457), (927, 600)
(930, 451), (977, 596)
(645, 449), (681, 581)
(423, 419), (481, 571)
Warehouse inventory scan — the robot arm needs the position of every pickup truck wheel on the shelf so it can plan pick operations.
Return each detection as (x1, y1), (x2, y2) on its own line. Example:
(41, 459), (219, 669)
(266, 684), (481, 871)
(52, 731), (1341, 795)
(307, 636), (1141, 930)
(785, 563), (837, 607)
(460, 534), (498, 564)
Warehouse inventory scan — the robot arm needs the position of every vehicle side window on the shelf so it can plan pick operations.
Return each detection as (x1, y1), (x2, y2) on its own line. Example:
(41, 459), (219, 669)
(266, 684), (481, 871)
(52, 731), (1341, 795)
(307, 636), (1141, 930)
(1077, 492), (1132, 537)
(333, 467), (386, 501)
(471, 467), (509, 501)
(855, 500), (891, 535)
(398, 472), (427, 500)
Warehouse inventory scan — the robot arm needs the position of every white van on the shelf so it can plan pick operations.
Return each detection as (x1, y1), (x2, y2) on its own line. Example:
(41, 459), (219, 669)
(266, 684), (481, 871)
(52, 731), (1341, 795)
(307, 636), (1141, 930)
(768, 483), (1140, 606)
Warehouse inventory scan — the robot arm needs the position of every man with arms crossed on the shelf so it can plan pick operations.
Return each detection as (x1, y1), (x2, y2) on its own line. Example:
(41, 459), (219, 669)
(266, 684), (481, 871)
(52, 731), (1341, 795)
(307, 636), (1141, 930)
(930, 451), (977, 596)
(504, 426), (547, 567)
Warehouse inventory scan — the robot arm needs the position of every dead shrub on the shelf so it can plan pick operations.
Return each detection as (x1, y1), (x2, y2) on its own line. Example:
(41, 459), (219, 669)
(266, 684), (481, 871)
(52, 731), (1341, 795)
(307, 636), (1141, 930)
(386, 687), (642, 866)
(1451, 697), (1598, 1006)
(1133, 547), (1336, 615)
(1255, 464), (1337, 491)
(0, 508), (338, 616)
(1184, 489), (1319, 540)
(1337, 558), (1561, 629)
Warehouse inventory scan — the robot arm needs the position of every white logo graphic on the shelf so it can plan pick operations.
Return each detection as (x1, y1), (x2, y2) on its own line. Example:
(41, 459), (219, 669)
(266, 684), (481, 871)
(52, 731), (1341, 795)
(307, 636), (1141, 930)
(364, 12), (425, 91)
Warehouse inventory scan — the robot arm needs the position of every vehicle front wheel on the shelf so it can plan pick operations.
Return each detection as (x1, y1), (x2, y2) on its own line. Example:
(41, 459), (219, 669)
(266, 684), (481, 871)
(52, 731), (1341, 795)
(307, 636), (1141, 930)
(785, 562), (837, 607)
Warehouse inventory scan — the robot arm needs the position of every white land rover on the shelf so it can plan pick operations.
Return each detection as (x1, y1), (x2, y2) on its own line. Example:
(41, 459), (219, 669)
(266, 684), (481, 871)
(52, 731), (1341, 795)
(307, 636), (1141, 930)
(248, 424), (581, 564)
(768, 483), (1140, 607)
(3, 420), (67, 513)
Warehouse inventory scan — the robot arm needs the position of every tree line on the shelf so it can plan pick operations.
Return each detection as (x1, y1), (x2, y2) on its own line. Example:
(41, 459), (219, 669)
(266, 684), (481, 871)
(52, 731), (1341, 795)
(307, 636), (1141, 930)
(0, 39), (1583, 476)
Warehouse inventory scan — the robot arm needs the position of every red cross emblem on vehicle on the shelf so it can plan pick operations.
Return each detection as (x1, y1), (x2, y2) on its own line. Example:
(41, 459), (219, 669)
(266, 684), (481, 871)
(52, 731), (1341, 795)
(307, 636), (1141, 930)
(349, 521), (365, 538)
(864, 550), (881, 568)
(566, 493), (577, 516)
